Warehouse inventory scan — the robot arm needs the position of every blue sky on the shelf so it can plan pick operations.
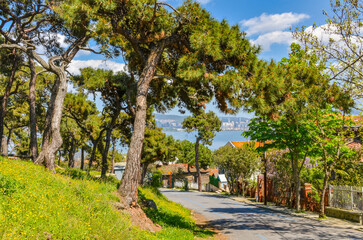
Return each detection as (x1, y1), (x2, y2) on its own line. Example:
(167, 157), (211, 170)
(68, 0), (334, 118)
(168, 0), (332, 61)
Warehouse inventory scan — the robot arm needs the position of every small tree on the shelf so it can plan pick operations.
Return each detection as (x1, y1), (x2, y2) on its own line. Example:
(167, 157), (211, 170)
(177, 139), (213, 172)
(214, 145), (260, 195)
(182, 110), (221, 191)
(307, 108), (354, 217)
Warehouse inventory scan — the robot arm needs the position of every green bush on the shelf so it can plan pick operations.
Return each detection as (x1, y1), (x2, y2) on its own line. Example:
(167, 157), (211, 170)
(183, 179), (189, 191)
(151, 170), (163, 188)
(0, 174), (24, 195)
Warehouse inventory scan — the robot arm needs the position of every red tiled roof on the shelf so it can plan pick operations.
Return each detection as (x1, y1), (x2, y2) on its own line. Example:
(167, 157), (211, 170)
(230, 140), (273, 149)
(207, 169), (219, 176)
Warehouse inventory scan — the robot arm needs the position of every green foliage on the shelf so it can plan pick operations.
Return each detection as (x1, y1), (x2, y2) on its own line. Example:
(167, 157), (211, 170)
(0, 174), (24, 196)
(331, 149), (363, 186)
(183, 179), (189, 191)
(176, 140), (213, 169)
(142, 126), (176, 165)
(214, 145), (260, 194)
(139, 187), (215, 239)
(182, 111), (221, 146)
(150, 170), (163, 189)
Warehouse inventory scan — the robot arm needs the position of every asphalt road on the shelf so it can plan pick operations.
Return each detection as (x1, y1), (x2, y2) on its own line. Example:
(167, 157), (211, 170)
(160, 189), (363, 240)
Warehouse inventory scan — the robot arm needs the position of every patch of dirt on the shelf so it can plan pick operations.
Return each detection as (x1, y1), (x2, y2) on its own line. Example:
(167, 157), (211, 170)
(191, 210), (228, 240)
(125, 206), (162, 232)
(113, 192), (162, 233)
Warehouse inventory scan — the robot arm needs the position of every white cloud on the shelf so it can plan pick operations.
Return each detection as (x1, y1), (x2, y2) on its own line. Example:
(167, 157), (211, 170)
(197, 0), (211, 4)
(304, 24), (360, 45)
(68, 60), (126, 75)
(252, 31), (293, 51)
(240, 12), (309, 36)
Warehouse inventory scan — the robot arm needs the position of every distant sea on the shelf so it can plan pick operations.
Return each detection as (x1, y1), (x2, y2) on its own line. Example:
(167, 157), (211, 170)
(163, 130), (248, 150)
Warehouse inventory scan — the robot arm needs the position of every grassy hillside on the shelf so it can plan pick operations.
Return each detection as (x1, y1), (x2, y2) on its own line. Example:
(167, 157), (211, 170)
(0, 158), (215, 240)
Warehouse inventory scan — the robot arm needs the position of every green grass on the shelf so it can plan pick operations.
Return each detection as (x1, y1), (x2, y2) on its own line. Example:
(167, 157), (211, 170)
(139, 187), (215, 239)
(0, 157), (215, 240)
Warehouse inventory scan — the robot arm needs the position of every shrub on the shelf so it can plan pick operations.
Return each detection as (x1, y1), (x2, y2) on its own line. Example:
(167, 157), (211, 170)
(151, 170), (163, 188)
(0, 174), (24, 195)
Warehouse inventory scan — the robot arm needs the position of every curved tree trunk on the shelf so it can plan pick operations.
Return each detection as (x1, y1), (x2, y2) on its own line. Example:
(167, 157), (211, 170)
(28, 56), (38, 161)
(35, 73), (67, 171)
(118, 44), (164, 207)
(0, 56), (18, 156)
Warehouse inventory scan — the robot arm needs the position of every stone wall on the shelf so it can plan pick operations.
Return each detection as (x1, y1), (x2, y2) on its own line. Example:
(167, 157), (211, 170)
(326, 207), (363, 225)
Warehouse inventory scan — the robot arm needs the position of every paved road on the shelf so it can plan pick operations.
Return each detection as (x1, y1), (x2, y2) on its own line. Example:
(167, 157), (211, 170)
(160, 189), (363, 240)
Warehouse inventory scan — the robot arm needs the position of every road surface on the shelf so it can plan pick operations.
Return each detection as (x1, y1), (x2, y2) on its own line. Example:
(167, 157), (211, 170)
(160, 189), (363, 240)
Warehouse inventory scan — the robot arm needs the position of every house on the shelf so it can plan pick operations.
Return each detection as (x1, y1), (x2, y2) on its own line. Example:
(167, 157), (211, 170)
(114, 162), (127, 180)
(156, 163), (218, 190)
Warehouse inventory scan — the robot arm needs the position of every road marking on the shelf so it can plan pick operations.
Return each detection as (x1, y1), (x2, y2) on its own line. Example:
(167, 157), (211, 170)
(181, 197), (229, 219)
(256, 234), (268, 240)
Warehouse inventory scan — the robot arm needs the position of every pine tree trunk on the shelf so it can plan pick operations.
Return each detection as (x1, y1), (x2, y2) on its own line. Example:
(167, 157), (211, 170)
(35, 73), (67, 171)
(28, 56), (38, 161)
(101, 128), (112, 178)
(140, 163), (149, 185)
(0, 57), (18, 156)
(111, 137), (116, 174)
(195, 138), (202, 192)
(68, 138), (75, 168)
(101, 109), (119, 178)
(1, 136), (7, 156)
(58, 150), (61, 166)
(118, 44), (164, 207)
(80, 146), (84, 170)
(88, 139), (99, 171)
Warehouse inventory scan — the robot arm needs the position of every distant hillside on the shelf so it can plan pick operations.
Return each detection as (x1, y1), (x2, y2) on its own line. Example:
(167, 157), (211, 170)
(154, 114), (188, 122)
(154, 114), (251, 131)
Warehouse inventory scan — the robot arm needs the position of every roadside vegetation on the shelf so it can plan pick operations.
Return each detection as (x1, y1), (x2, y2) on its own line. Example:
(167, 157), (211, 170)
(0, 157), (216, 240)
(0, 0), (361, 234)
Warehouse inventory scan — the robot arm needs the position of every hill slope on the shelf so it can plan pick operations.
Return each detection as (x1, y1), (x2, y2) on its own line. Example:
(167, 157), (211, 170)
(0, 158), (215, 240)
